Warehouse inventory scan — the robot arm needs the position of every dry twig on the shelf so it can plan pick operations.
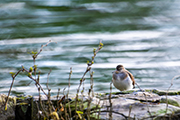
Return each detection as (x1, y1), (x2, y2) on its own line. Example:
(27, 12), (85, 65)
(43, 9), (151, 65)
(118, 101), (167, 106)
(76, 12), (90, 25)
(75, 41), (103, 115)
(165, 75), (180, 115)
(135, 83), (152, 117)
(109, 82), (113, 120)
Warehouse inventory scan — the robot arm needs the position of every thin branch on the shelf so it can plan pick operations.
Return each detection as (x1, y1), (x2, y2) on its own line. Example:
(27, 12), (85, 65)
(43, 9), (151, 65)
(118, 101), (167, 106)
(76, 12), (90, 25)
(87, 70), (94, 119)
(32, 40), (54, 80)
(5, 68), (24, 109)
(33, 40), (53, 60)
(75, 41), (103, 114)
(77, 68), (90, 94)
(128, 105), (132, 120)
(66, 67), (72, 119)
(135, 82), (152, 117)
(67, 67), (72, 98)
(77, 40), (103, 92)
(57, 88), (60, 100)
(90, 71), (94, 97)
(87, 40), (103, 67)
(135, 82), (143, 91)
(165, 75), (180, 114)
(38, 87), (48, 119)
(55, 95), (65, 112)
(47, 69), (52, 115)
(46, 69), (52, 90)
(28, 73), (48, 96)
(100, 110), (127, 119)
(109, 82), (113, 120)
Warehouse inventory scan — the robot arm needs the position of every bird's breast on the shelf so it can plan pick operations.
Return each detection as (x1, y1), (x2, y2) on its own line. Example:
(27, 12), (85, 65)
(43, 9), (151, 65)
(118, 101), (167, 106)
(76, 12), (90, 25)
(112, 75), (133, 91)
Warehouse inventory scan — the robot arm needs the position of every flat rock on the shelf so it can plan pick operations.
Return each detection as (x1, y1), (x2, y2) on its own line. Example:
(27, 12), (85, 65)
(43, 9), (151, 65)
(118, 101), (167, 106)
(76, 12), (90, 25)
(122, 91), (161, 102)
(160, 95), (180, 107)
(99, 91), (180, 120)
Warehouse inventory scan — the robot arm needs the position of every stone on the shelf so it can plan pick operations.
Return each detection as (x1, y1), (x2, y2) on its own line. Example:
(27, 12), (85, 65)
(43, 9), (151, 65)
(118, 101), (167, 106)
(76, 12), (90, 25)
(160, 95), (180, 107)
(98, 91), (180, 120)
(0, 94), (16, 120)
(123, 91), (161, 102)
(1, 89), (180, 120)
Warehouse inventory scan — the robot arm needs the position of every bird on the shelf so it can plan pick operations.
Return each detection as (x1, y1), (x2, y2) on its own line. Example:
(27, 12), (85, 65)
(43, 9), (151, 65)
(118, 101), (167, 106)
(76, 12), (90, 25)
(112, 65), (135, 91)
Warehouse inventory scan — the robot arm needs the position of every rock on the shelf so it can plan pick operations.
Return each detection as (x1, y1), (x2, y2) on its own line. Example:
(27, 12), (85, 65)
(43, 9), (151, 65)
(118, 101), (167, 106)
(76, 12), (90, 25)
(100, 98), (180, 119)
(98, 91), (180, 120)
(15, 95), (32, 120)
(123, 91), (161, 102)
(0, 94), (16, 120)
(147, 89), (180, 96)
(160, 95), (180, 107)
(1, 89), (180, 120)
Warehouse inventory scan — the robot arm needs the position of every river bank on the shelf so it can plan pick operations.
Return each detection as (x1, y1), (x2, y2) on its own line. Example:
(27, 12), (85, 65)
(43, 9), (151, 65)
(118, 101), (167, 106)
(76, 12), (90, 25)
(1, 89), (180, 120)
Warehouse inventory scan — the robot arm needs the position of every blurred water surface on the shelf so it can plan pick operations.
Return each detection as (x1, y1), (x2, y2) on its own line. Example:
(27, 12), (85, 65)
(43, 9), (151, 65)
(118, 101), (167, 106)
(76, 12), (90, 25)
(0, 0), (180, 95)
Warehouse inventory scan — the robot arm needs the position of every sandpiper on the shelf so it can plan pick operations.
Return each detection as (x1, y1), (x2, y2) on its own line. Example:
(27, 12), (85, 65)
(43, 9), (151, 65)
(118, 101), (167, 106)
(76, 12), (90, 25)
(112, 65), (135, 91)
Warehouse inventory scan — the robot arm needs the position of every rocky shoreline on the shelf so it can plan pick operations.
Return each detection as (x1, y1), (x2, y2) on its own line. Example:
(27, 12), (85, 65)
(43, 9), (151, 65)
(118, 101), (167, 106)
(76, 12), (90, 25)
(1, 89), (180, 120)
(99, 89), (180, 119)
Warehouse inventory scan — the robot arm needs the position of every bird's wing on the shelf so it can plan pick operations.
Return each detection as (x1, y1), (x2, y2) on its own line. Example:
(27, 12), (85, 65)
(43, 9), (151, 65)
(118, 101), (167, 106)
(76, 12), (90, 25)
(125, 70), (135, 86)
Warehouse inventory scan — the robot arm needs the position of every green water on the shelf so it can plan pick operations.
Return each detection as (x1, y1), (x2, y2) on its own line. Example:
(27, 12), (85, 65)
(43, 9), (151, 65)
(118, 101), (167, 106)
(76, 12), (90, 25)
(0, 0), (180, 95)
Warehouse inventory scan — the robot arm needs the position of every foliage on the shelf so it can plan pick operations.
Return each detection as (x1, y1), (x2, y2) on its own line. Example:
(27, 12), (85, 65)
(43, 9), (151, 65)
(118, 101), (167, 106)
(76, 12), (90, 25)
(5, 40), (103, 120)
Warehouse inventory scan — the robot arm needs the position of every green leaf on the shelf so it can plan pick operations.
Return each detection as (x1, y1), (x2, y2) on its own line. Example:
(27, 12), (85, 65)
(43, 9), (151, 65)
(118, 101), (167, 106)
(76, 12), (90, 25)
(34, 65), (37, 68)
(31, 51), (38, 55)
(29, 67), (33, 72)
(93, 48), (96, 53)
(99, 42), (103, 46)
(9, 72), (15, 75)
(34, 65), (38, 71)
(76, 111), (83, 119)
(27, 73), (32, 77)
(76, 111), (83, 114)
(5, 104), (7, 111)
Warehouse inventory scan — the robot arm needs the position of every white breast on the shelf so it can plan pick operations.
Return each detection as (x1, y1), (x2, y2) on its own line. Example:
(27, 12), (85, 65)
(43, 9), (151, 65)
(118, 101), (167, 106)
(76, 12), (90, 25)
(112, 75), (133, 91)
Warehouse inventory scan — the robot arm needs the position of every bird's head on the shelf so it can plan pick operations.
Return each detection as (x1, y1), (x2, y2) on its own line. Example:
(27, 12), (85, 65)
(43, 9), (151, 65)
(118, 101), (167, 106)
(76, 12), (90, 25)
(116, 65), (124, 71)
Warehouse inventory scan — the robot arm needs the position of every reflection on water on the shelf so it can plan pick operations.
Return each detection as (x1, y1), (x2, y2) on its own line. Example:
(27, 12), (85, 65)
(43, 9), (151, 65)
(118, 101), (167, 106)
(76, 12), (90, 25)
(0, 0), (180, 95)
